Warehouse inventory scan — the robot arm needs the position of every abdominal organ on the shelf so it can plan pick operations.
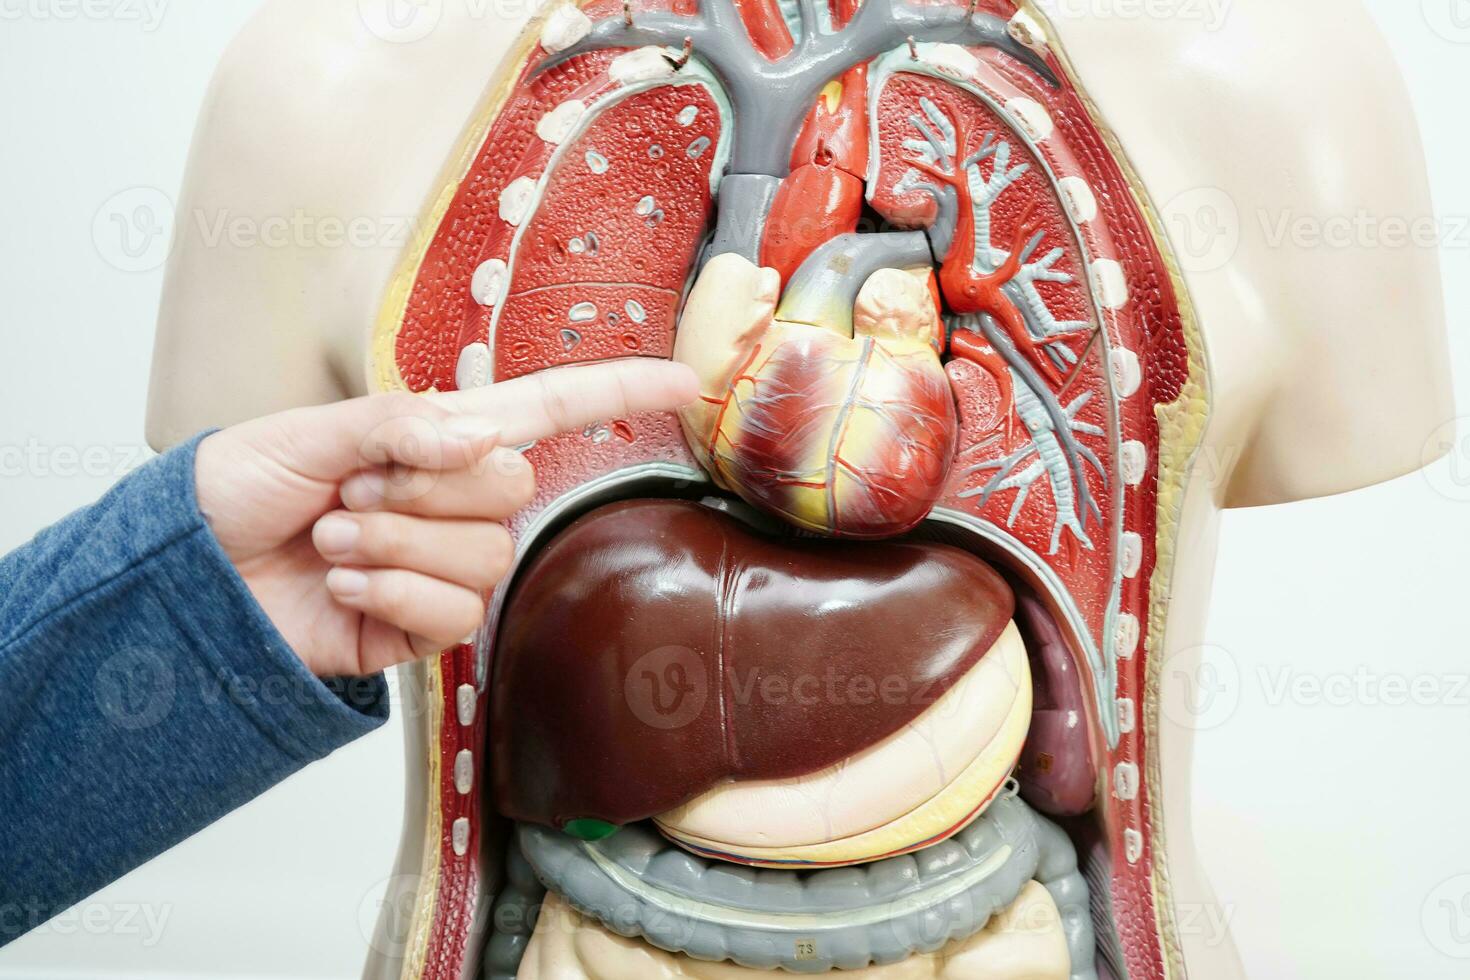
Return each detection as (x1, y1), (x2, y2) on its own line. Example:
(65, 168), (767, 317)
(375, 2), (1206, 979)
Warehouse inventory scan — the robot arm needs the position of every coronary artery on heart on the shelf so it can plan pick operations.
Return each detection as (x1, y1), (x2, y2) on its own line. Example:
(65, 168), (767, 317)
(676, 255), (957, 539)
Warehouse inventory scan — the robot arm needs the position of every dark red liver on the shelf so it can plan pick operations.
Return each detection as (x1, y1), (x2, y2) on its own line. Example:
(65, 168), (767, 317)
(491, 499), (1015, 830)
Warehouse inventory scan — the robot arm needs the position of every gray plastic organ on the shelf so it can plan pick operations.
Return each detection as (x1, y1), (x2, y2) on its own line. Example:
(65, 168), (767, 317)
(495, 796), (1096, 979)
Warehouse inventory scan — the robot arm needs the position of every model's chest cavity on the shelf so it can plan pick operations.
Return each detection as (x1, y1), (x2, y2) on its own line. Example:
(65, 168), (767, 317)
(389, 4), (1194, 979)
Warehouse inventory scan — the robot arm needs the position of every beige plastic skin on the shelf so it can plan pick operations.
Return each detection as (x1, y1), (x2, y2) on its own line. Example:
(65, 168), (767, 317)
(146, 2), (1455, 979)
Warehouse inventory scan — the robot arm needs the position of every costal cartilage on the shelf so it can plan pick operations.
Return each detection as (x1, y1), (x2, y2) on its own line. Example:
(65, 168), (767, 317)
(675, 252), (956, 538)
(517, 884), (1071, 980)
(653, 622), (1030, 863)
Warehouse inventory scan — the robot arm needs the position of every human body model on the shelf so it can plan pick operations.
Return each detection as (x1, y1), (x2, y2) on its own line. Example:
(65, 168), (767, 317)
(148, 2), (1453, 979)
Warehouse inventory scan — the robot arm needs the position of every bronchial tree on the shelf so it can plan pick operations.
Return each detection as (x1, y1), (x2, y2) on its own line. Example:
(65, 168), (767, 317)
(539, 0), (1055, 178)
(541, 0), (1101, 556)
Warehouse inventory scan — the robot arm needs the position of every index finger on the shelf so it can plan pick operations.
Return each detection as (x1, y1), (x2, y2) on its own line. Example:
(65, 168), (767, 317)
(432, 359), (699, 446)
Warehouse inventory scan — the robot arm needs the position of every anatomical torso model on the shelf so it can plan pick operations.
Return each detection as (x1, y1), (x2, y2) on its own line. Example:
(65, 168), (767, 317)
(147, 2), (1453, 979)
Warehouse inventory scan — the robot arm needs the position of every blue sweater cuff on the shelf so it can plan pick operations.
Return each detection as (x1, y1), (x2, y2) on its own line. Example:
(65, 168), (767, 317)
(145, 434), (389, 759)
(0, 432), (389, 944)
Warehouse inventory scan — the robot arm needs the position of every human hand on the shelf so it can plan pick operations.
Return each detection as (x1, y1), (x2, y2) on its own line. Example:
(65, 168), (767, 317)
(194, 359), (698, 677)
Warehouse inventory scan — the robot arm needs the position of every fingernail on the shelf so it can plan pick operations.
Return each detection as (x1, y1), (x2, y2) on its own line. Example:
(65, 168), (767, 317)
(492, 447), (528, 475)
(444, 415), (501, 448)
(326, 568), (369, 600)
(315, 515), (361, 557)
(341, 471), (386, 511)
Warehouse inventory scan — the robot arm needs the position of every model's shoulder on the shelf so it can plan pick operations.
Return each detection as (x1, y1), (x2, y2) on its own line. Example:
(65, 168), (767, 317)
(1042, 0), (1454, 506)
(1043, 0), (1392, 103)
(209, 0), (520, 123)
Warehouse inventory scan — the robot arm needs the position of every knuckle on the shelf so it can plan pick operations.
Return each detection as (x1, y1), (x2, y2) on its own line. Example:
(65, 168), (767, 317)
(384, 467), (441, 508)
(373, 578), (411, 623)
(475, 525), (516, 587)
(378, 391), (426, 421)
(368, 395), (419, 437)
(536, 374), (576, 432)
(510, 464), (537, 508)
(443, 593), (488, 642)
(487, 451), (536, 512)
(366, 514), (409, 563)
(365, 394), (445, 467)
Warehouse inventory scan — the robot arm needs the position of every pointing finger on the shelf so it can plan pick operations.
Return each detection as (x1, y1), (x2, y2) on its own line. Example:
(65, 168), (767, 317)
(243, 392), (502, 482)
(434, 359), (699, 446)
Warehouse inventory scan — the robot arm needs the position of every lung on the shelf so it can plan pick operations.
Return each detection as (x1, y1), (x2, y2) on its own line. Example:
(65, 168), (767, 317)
(372, 1), (1204, 978)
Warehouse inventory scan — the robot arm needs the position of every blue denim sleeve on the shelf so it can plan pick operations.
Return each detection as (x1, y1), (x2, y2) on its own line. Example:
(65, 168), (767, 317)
(0, 433), (389, 945)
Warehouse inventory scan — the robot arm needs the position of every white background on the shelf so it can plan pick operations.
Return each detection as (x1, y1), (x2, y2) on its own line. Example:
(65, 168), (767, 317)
(0, 2), (1467, 978)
